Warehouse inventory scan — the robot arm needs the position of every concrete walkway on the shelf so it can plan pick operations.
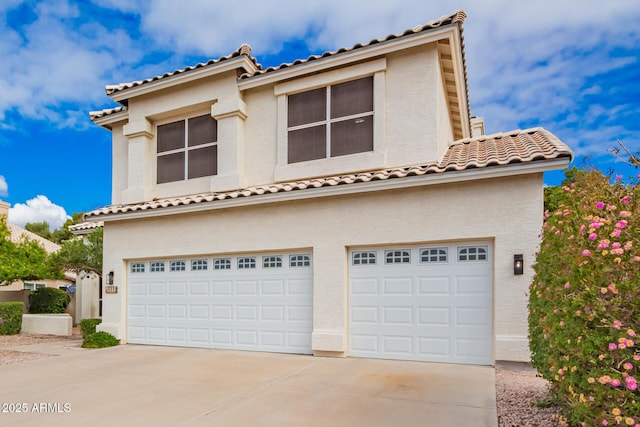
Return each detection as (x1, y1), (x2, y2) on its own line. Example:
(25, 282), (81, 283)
(0, 340), (498, 427)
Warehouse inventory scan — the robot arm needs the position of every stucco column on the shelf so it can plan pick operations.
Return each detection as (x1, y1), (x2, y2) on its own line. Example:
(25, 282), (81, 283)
(311, 242), (348, 354)
(121, 119), (154, 204)
(211, 99), (247, 190)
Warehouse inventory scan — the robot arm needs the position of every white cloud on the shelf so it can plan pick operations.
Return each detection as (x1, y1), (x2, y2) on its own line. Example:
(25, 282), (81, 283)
(8, 195), (70, 230)
(0, 175), (7, 197)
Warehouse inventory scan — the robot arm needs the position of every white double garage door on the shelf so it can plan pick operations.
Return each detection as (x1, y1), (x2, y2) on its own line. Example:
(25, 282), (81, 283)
(127, 243), (492, 364)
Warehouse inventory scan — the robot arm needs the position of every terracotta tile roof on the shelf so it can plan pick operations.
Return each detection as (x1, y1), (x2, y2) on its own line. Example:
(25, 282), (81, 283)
(7, 223), (61, 254)
(239, 10), (467, 80)
(92, 11), (469, 122)
(85, 127), (572, 219)
(68, 221), (104, 233)
(89, 106), (127, 121)
(104, 44), (257, 97)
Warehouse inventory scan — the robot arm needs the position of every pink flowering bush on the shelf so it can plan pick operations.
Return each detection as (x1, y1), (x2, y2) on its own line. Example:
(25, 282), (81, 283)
(530, 169), (639, 426)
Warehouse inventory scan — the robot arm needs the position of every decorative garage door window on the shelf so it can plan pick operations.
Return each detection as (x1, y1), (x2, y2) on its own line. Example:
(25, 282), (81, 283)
(213, 258), (231, 270)
(191, 259), (208, 271)
(420, 248), (448, 263)
(150, 261), (165, 272)
(131, 262), (145, 273)
(352, 251), (376, 265)
(263, 256), (283, 268)
(457, 246), (488, 262)
(384, 250), (411, 264)
(290, 254), (311, 267)
(170, 260), (186, 271)
(238, 257), (256, 269)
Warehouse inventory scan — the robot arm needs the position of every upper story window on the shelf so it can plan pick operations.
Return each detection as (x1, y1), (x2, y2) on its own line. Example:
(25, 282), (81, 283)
(287, 76), (373, 164)
(157, 114), (218, 184)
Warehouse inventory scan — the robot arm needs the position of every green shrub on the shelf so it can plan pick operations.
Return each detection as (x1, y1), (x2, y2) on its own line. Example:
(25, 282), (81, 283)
(0, 302), (24, 335)
(79, 318), (102, 338)
(530, 169), (639, 426)
(28, 287), (70, 314)
(81, 331), (119, 348)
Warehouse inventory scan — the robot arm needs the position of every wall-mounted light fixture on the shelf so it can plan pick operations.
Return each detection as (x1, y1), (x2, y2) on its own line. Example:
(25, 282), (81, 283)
(107, 271), (114, 285)
(514, 254), (524, 275)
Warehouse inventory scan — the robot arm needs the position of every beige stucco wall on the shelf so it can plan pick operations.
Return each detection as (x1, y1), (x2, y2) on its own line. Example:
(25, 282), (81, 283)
(99, 173), (543, 363)
(110, 42), (453, 205)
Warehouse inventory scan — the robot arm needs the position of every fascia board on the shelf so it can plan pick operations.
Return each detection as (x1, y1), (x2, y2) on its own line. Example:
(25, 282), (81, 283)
(97, 158), (570, 223)
(109, 56), (256, 103)
(238, 26), (455, 91)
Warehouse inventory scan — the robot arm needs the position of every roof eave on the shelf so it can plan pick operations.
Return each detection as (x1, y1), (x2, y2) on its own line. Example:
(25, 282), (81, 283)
(89, 157), (570, 223)
(238, 24), (459, 91)
(90, 109), (129, 130)
(109, 55), (259, 104)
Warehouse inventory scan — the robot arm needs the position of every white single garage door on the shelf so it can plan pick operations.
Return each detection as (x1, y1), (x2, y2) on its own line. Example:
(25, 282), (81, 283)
(349, 243), (492, 364)
(127, 252), (313, 354)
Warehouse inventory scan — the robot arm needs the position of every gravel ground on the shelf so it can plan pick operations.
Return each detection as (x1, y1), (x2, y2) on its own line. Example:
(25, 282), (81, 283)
(1, 333), (563, 424)
(0, 330), (82, 366)
(496, 368), (563, 427)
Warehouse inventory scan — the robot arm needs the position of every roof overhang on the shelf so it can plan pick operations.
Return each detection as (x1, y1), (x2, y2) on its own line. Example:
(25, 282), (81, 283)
(91, 157), (569, 223)
(109, 55), (258, 104)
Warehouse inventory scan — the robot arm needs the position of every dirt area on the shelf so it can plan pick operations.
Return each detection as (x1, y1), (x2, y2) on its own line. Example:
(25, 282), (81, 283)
(0, 329), (82, 366)
(0, 332), (562, 425)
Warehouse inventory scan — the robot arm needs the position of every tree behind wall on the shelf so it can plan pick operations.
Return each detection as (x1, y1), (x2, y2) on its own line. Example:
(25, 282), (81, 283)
(0, 217), (62, 286)
(49, 227), (103, 274)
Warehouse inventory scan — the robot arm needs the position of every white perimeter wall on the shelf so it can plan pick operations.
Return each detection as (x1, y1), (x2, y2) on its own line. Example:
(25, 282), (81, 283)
(100, 173), (543, 363)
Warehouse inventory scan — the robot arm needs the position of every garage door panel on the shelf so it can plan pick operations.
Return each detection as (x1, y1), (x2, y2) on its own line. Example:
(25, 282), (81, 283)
(189, 281), (209, 296)
(128, 252), (313, 354)
(349, 243), (492, 365)
(383, 335), (413, 355)
(351, 306), (379, 323)
(383, 306), (413, 324)
(418, 277), (451, 295)
(212, 281), (232, 295)
(418, 307), (450, 325)
(418, 337), (451, 358)
(189, 305), (209, 320)
(168, 282), (187, 296)
(383, 277), (412, 294)
(168, 304), (187, 319)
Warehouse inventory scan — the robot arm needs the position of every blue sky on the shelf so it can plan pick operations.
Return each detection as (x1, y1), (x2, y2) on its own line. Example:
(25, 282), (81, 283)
(1, 0), (639, 229)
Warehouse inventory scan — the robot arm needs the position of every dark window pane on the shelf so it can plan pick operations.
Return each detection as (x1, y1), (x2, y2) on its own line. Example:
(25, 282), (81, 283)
(331, 77), (373, 119)
(188, 145), (217, 179)
(288, 125), (326, 163)
(157, 121), (185, 153)
(288, 87), (326, 127)
(157, 152), (185, 183)
(188, 115), (217, 147)
(331, 115), (373, 157)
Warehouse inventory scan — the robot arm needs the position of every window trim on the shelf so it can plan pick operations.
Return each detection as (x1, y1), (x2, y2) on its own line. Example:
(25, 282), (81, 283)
(419, 247), (449, 264)
(384, 249), (411, 265)
(289, 254), (312, 268)
(352, 251), (377, 266)
(457, 245), (489, 262)
(274, 59), (386, 182)
(156, 113), (218, 184)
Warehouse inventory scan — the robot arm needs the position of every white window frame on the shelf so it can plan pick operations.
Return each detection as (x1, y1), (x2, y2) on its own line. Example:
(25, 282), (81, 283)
(420, 247), (449, 264)
(191, 259), (209, 271)
(263, 255), (283, 268)
(274, 59), (386, 182)
(289, 254), (311, 268)
(213, 258), (232, 270)
(131, 262), (145, 273)
(352, 251), (377, 265)
(238, 257), (257, 269)
(384, 249), (411, 265)
(150, 261), (165, 272)
(170, 260), (186, 272)
(457, 245), (489, 262)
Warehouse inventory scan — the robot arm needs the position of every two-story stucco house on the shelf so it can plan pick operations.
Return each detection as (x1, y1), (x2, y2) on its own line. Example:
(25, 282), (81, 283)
(87, 10), (572, 365)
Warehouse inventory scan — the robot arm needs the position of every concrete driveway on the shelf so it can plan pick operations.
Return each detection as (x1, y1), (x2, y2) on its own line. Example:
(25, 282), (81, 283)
(0, 340), (497, 426)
